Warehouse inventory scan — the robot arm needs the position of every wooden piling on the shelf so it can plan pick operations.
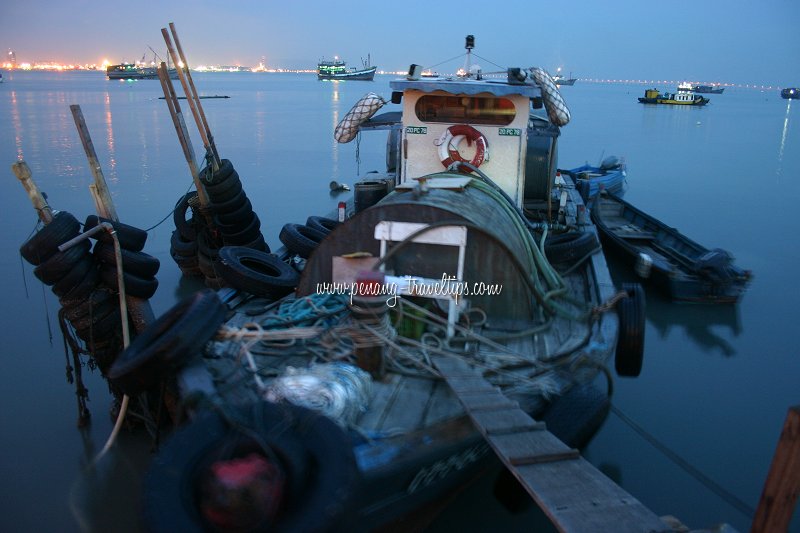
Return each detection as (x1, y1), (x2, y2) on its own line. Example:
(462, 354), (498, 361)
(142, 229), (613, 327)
(751, 405), (800, 533)
(12, 161), (53, 224)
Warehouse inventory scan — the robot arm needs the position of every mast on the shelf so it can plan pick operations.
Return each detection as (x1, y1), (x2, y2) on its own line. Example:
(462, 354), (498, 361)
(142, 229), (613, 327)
(464, 35), (474, 77)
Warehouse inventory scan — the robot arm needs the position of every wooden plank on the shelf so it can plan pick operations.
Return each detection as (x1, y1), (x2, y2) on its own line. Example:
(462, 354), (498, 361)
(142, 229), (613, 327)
(12, 162), (53, 224)
(470, 409), (545, 435)
(381, 375), (436, 432)
(421, 380), (464, 425)
(357, 375), (403, 431)
(69, 105), (118, 220)
(488, 429), (575, 464)
(752, 405), (800, 533)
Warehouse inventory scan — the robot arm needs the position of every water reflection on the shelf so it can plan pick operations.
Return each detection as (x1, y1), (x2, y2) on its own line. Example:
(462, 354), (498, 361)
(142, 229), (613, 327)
(776, 99), (791, 179)
(9, 90), (23, 160)
(331, 81), (340, 178)
(647, 291), (742, 357)
(103, 92), (118, 183)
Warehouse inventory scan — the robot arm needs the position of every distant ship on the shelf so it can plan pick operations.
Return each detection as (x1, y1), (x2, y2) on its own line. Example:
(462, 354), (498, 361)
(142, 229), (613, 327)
(781, 87), (799, 100)
(692, 84), (724, 94)
(106, 63), (178, 80)
(552, 69), (576, 86)
(317, 55), (376, 81)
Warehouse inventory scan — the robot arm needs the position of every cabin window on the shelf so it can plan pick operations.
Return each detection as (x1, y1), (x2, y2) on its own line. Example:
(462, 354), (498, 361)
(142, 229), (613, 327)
(415, 95), (516, 125)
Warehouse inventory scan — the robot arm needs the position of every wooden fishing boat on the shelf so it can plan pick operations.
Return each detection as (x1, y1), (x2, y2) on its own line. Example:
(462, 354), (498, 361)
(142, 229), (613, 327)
(638, 84), (709, 106)
(559, 156), (627, 200)
(317, 56), (377, 81)
(98, 36), (652, 531)
(591, 192), (751, 304)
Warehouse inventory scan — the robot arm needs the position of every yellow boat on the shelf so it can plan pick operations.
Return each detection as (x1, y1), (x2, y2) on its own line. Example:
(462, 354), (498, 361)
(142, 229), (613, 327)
(638, 83), (709, 106)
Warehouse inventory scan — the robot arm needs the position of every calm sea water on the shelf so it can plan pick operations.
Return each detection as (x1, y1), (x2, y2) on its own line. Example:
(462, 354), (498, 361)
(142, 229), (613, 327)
(0, 70), (797, 532)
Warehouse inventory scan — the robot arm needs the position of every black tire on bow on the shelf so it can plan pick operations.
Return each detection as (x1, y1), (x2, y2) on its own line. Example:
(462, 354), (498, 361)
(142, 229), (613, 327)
(201, 158), (234, 186)
(58, 265), (102, 304)
(170, 229), (198, 257)
(615, 282), (645, 377)
(93, 242), (161, 279)
(142, 402), (360, 533)
(68, 295), (118, 332)
(174, 192), (199, 241)
(32, 239), (91, 285)
(83, 215), (148, 252)
(216, 197), (253, 226)
(221, 213), (262, 246)
(544, 230), (600, 265)
(242, 233), (270, 253)
(217, 246), (299, 299)
(107, 289), (227, 396)
(278, 223), (327, 259)
(305, 215), (340, 235)
(99, 265), (159, 300)
(205, 172), (242, 203)
(62, 288), (115, 322)
(74, 308), (122, 344)
(20, 211), (81, 266)
(210, 189), (248, 216)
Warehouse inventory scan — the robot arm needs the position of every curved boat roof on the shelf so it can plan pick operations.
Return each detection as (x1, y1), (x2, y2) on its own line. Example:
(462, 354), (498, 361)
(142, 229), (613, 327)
(390, 77), (542, 98)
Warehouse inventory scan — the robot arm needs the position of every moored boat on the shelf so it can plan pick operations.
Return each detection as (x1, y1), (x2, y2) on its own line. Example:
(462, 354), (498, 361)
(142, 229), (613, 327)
(638, 84), (709, 106)
(106, 62), (178, 80)
(559, 155), (627, 200)
(552, 68), (576, 86)
(781, 87), (799, 99)
(591, 191), (751, 304)
(317, 55), (377, 81)
(36, 35), (649, 532)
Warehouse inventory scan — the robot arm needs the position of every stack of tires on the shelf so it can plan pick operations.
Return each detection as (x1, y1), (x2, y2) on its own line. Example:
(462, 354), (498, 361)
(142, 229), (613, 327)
(19, 212), (121, 371)
(169, 159), (268, 289)
(86, 215), (160, 301)
(278, 216), (339, 260)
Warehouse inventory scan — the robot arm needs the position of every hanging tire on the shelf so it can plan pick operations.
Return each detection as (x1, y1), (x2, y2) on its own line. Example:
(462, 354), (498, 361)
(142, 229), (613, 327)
(99, 265), (159, 300)
(62, 288), (115, 322)
(216, 198), (253, 226)
(170, 229), (198, 257)
(305, 215), (340, 235)
(210, 189), (248, 216)
(201, 158), (235, 186)
(52, 255), (97, 298)
(107, 289), (227, 396)
(217, 247), (299, 299)
(75, 308), (122, 344)
(220, 212), (262, 246)
(279, 223), (327, 259)
(174, 192), (199, 241)
(59, 265), (102, 304)
(83, 215), (148, 252)
(615, 282), (645, 377)
(142, 401), (359, 533)
(205, 172), (242, 203)
(20, 211), (81, 266)
(241, 233), (270, 253)
(544, 230), (600, 265)
(93, 242), (161, 279)
(32, 239), (91, 285)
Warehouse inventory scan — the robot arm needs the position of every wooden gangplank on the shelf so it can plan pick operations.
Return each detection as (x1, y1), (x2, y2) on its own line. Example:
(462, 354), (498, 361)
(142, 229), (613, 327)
(433, 355), (671, 533)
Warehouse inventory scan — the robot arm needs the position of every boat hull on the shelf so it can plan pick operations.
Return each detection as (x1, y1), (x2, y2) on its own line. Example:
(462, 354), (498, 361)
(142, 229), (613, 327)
(591, 193), (751, 304)
(638, 97), (709, 106)
(561, 164), (626, 199)
(106, 64), (178, 80)
(781, 88), (799, 100)
(318, 66), (377, 81)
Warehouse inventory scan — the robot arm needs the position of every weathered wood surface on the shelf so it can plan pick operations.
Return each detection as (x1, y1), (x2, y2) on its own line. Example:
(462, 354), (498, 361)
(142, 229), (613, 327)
(751, 405), (800, 533)
(12, 161), (53, 224)
(70, 105), (118, 221)
(433, 354), (670, 533)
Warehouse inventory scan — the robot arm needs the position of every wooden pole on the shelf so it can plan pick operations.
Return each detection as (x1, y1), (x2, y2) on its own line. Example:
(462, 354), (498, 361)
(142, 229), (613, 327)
(168, 22), (221, 167)
(69, 105), (118, 221)
(12, 161), (53, 224)
(156, 62), (209, 207)
(161, 27), (219, 172)
(751, 405), (800, 533)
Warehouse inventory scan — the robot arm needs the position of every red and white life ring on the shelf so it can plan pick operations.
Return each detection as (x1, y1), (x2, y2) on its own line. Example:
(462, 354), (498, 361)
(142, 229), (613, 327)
(438, 125), (489, 171)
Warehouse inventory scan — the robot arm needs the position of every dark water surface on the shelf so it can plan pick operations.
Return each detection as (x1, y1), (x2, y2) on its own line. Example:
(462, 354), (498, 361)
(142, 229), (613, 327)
(0, 71), (797, 532)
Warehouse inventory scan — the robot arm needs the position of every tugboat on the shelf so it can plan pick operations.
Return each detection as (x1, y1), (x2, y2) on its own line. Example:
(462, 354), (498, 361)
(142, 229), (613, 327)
(638, 83), (709, 106)
(107, 35), (648, 532)
(692, 84), (724, 94)
(317, 55), (377, 81)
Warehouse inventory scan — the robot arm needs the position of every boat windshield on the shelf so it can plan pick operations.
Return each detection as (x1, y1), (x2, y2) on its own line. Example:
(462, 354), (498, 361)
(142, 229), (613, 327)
(415, 95), (516, 125)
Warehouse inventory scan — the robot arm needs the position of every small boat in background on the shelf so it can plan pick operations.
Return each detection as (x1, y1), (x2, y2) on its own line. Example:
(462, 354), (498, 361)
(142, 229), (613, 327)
(693, 84), (724, 94)
(592, 192), (751, 304)
(559, 156), (627, 200)
(638, 84), (709, 106)
(781, 87), (799, 100)
(552, 68), (576, 86)
(317, 55), (377, 81)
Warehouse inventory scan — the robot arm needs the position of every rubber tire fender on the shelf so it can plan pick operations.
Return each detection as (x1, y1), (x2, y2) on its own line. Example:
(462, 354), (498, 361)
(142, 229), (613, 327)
(32, 239), (91, 285)
(216, 197), (253, 226)
(204, 171), (242, 203)
(19, 211), (81, 266)
(305, 215), (340, 235)
(278, 223), (327, 259)
(107, 289), (226, 396)
(615, 282), (645, 377)
(93, 241), (161, 279)
(52, 255), (97, 298)
(170, 229), (198, 257)
(200, 158), (234, 186)
(83, 215), (148, 252)
(99, 264), (159, 300)
(174, 192), (199, 241)
(217, 246), (299, 299)
(142, 401), (360, 533)
(544, 230), (600, 265)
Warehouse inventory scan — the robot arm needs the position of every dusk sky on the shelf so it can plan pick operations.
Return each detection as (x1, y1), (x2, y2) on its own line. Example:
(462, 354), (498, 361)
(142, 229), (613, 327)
(3, 0), (799, 86)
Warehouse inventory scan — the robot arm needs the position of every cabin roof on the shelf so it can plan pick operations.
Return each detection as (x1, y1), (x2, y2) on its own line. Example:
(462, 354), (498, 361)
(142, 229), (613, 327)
(390, 78), (541, 98)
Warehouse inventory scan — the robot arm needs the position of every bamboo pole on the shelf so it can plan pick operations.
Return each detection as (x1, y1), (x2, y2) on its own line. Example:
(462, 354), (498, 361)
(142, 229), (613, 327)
(161, 27), (219, 171)
(69, 105), (118, 221)
(156, 62), (209, 207)
(169, 22), (221, 166)
(69, 105), (154, 331)
(751, 405), (800, 533)
(12, 161), (53, 224)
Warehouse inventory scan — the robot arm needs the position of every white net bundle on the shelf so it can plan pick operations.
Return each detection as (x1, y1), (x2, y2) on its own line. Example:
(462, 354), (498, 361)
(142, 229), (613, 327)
(334, 92), (387, 143)
(530, 67), (571, 127)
